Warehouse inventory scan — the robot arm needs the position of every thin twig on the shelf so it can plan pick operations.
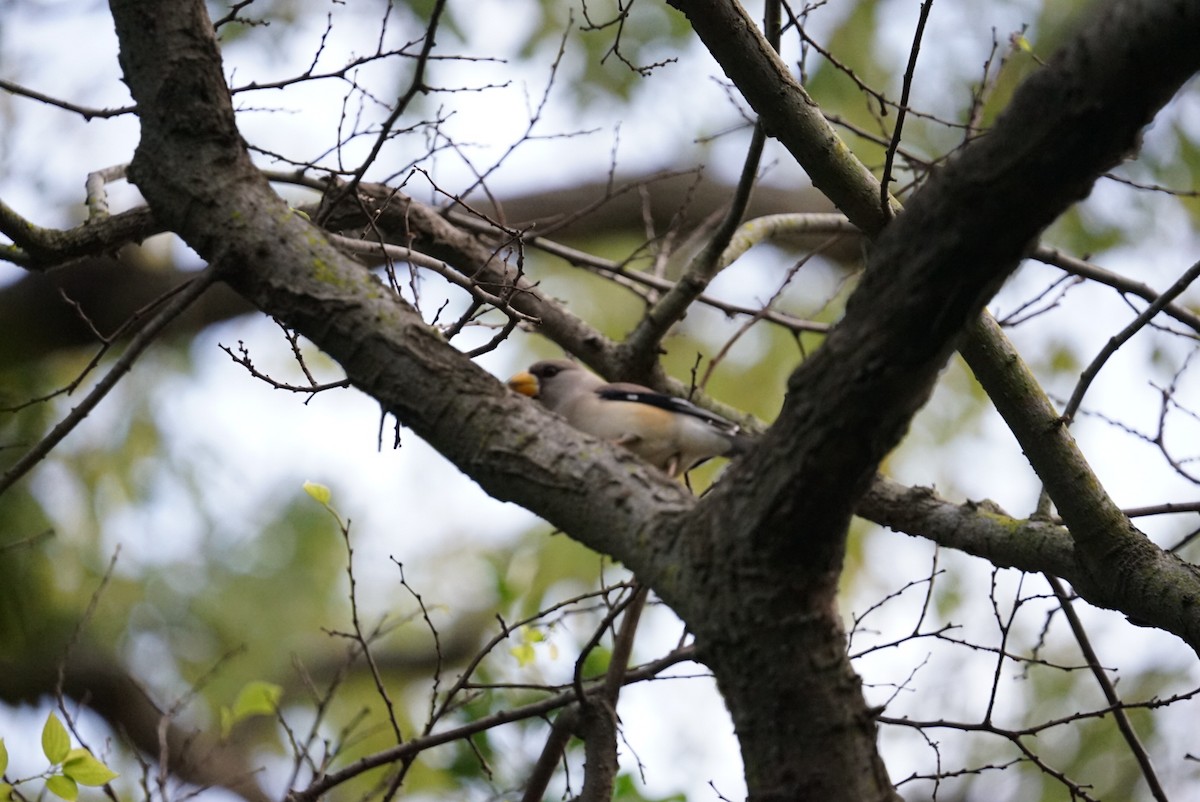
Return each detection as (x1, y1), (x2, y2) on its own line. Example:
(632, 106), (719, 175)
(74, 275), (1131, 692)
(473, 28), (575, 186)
(1043, 573), (1169, 801)
(0, 269), (219, 500)
(1033, 246), (1200, 334)
(327, 234), (538, 324)
(881, 0), (935, 213)
(0, 78), (135, 119)
(290, 645), (696, 802)
(1062, 258), (1200, 422)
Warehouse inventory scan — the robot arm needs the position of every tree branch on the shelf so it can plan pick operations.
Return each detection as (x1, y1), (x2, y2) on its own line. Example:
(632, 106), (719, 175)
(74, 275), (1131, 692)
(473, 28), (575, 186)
(857, 478), (1080, 577)
(666, 0), (899, 235)
(0, 199), (162, 269)
(621, 123), (767, 370)
(960, 313), (1200, 650)
(107, 0), (697, 604)
(0, 268), (218, 500)
(679, 0), (1200, 649)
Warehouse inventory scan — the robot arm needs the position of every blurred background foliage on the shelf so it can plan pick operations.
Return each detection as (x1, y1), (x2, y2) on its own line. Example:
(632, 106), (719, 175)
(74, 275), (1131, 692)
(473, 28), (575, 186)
(2, 0), (1200, 800)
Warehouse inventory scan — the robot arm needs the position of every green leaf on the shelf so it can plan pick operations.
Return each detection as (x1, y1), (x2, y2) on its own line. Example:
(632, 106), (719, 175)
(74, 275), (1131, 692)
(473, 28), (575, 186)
(62, 749), (119, 786)
(509, 642), (535, 667)
(45, 774), (78, 802)
(302, 481), (331, 505)
(0, 782), (12, 801)
(581, 645), (613, 678)
(232, 680), (283, 720)
(222, 680), (284, 737)
(0, 737), (8, 776)
(302, 481), (344, 526)
(509, 626), (548, 667)
(41, 713), (70, 765)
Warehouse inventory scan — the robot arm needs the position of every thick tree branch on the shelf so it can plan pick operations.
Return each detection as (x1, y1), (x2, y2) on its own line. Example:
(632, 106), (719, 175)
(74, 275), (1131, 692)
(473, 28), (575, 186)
(658, 1), (1200, 798)
(318, 181), (619, 370)
(0, 199), (162, 269)
(107, 0), (696, 604)
(318, 182), (778, 427)
(960, 314), (1200, 647)
(698, 0), (1200, 554)
(666, 0), (898, 235)
(0, 173), (834, 372)
(858, 478), (1081, 577)
(679, 0), (1200, 640)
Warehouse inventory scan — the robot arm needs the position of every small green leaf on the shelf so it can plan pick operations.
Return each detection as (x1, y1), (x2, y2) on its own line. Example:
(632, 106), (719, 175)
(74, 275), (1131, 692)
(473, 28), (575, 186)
(302, 481), (346, 527)
(509, 642), (535, 666)
(509, 627), (548, 667)
(581, 645), (613, 678)
(62, 750), (119, 786)
(0, 781), (13, 801)
(42, 713), (71, 765)
(46, 774), (78, 802)
(302, 481), (331, 505)
(233, 681), (283, 720)
(222, 681), (284, 737)
(0, 737), (8, 775)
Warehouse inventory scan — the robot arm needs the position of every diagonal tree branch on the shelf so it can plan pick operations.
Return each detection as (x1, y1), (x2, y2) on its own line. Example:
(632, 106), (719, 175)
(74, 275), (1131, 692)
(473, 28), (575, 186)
(107, 0), (693, 591)
(960, 313), (1200, 647)
(686, 0), (1200, 554)
(677, 0), (1200, 647)
(0, 268), (219, 499)
(657, 3), (1200, 796)
(858, 477), (1081, 577)
(666, 0), (899, 235)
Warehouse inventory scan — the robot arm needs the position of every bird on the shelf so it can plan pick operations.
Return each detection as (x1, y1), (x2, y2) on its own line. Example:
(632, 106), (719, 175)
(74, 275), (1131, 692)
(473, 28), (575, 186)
(507, 359), (754, 477)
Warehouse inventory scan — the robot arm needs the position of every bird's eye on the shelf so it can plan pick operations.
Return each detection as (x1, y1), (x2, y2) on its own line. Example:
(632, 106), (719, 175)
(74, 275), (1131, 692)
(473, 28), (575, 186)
(541, 366), (560, 377)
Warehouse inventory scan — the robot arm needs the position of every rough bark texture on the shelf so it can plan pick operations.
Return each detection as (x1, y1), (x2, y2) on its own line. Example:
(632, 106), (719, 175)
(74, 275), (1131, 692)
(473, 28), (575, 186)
(0, 177), (845, 370)
(663, 0), (1200, 797)
(665, 0), (895, 235)
(103, 0), (1200, 800)
(960, 315), (1200, 643)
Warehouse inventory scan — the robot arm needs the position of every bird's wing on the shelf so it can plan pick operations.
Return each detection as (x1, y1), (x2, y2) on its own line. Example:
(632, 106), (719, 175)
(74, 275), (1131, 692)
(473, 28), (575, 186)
(595, 385), (742, 436)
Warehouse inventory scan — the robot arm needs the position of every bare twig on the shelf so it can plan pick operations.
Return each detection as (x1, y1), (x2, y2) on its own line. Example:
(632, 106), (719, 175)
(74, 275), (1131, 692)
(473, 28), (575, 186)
(0, 78), (135, 120)
(1033, 246), (1200, 334)
(318, 0), (449, 221)
(290, 645), (695, 802)
(326, 234), (539, 324)
(0, 268), (218, 500)
(1061, 259), (1200, 423)
(219, 340), (352, 398)
(621, 122), (767, 365)
(1043, 573), (1169, 802)
(449, 211), (844, 335)
(881, 0), (935, 213)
